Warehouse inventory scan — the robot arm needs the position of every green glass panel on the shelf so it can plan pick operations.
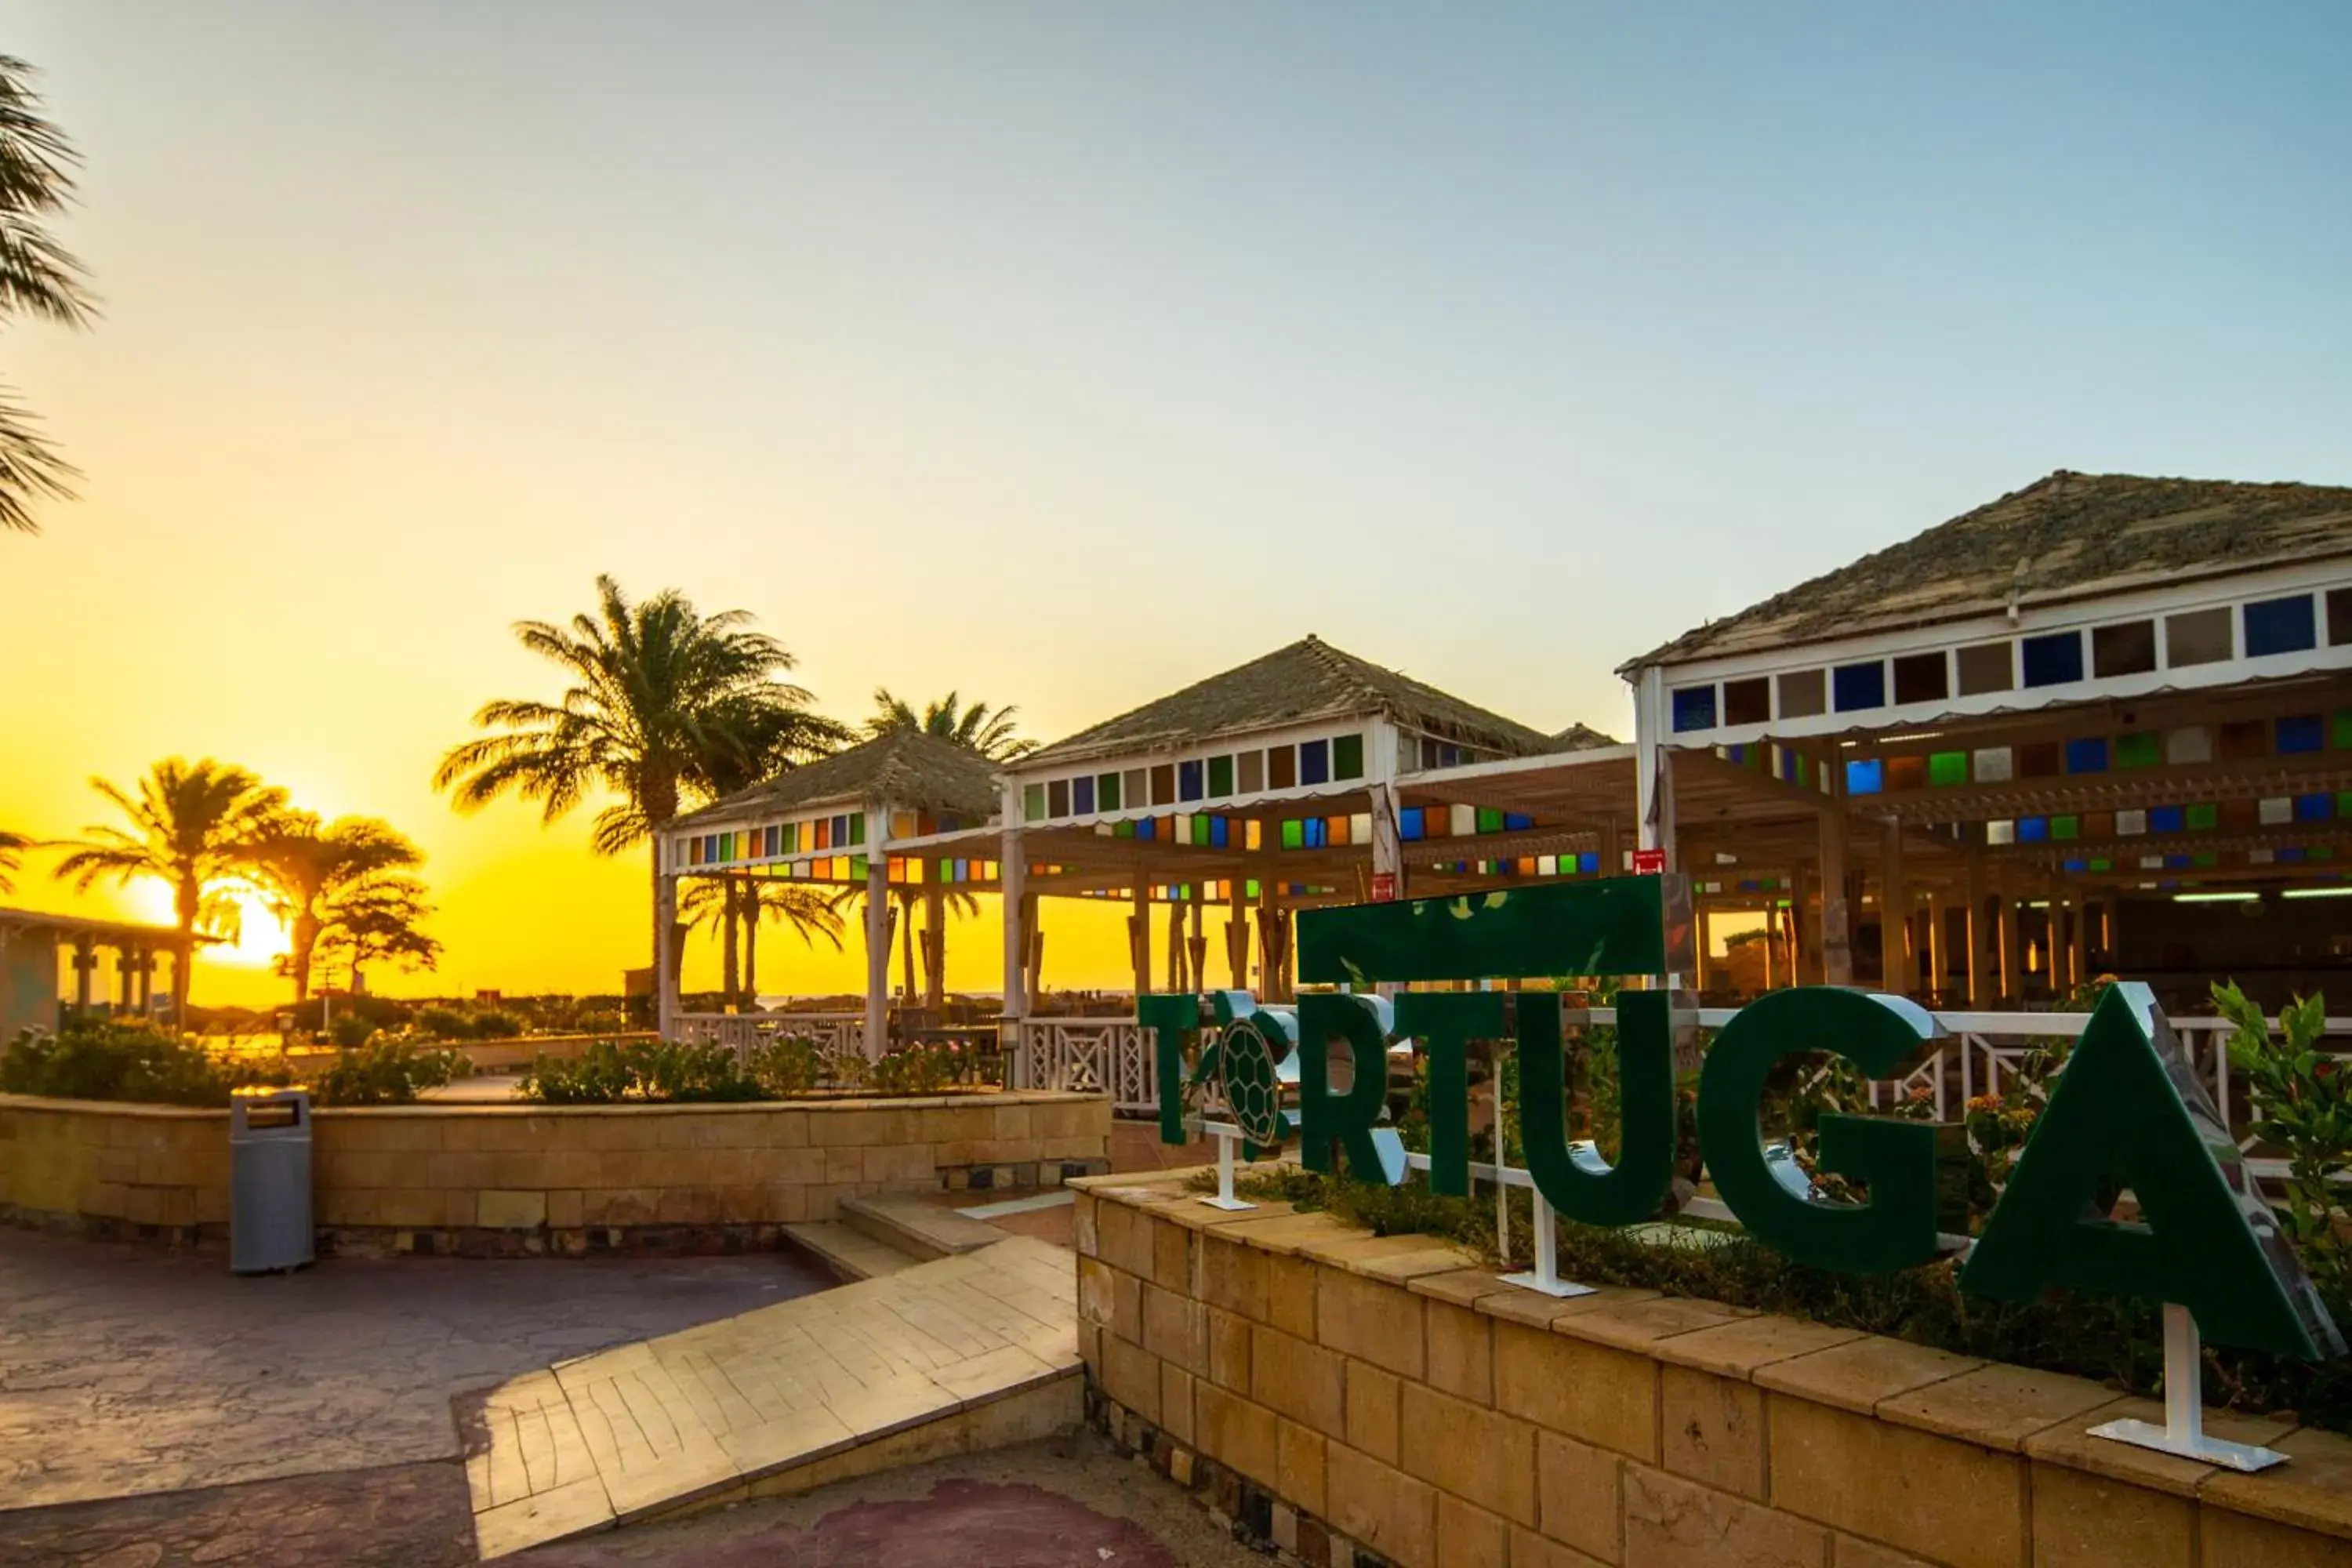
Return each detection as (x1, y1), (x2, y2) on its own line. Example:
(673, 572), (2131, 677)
(1281, 819), (1305, 850)
(1929, 751), (1969, 786)
(2193, 852), (2218, 868)
(1392, 993), (1503, 1197)
(1191, 815), (1212, 847)
(1207, 756), (1233, 797)
(1137, 993), (1201, 1146)
(849, 855), (868, 878)
(2116, 731), (2162, 769)
(1022, 784), (1046, 822)
(1332, 733), (1365, 781)
(2052, 816), (2078, 840)
(1795, 755), (1810, 786)
(2187, 803), (2219, 830)
(2090, 858), (2111, 872)
(2313, 845), (2336, 862)
(1961, 986), (2344, 1358)
(1098, 773), (1122, 811)
(1245, 880), (1260, 899)
(1698, 989), (1962, 1273)
(2339, 793), (2352, 818)
(1297, 877), (1682, 984)
(2335, 711), (2352, 750)
(1476, 808), (1504, 834)
(1520, 991), (1676, 1225)
(1298, 994), (1394, 1184)
(1113, 820), (1135, 839)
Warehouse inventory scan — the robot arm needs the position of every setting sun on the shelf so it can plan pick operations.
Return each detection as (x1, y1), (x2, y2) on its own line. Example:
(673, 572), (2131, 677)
(127, 878), (290, 972)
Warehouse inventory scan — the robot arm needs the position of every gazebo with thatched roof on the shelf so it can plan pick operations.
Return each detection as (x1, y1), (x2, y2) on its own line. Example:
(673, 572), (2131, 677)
(658, 726), (1005, 1056)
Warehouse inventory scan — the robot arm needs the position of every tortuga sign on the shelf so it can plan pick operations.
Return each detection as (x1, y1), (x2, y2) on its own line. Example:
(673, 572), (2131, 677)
(1138, 877), (2345, 1372)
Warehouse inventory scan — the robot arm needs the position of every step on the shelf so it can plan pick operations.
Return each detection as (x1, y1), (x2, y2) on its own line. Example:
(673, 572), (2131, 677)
(837, 1193), (1007, 1260)
(779, 1220), (924, 1283)
(463, 1236), (1082, 1559)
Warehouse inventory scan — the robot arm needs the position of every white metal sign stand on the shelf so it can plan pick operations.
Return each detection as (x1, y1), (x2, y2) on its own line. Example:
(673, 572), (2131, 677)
(1198, 1124), (1255, 1211)
(2088, 1303), (2287, 1472)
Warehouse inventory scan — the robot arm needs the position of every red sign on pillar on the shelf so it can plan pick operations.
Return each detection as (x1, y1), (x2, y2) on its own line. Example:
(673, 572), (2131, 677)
(1631, 848), (1667, 876)
(1369, 871), (1399, 902)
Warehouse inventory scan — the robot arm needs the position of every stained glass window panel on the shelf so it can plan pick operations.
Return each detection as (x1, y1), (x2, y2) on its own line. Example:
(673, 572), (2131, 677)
(1150, 764), (1176, 805)
(1073, 776), (1095, 815)
(1268, 748), (1296, 789)
(1300, 740), (1330, 786)
(2245, 594), (2318, 657)
(2020, 632), (2084, 688)
(1208, 756), (1235, 797)
(1047, 780), (1070, 818)
(1332, 734), (1364, 780)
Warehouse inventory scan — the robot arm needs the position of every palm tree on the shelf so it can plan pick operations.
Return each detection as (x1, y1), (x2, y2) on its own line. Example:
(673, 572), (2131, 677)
(0, 828), (26, 891)
(866, 689), (1036, 761)
(53, 760), (285, 1021)
(246, 812), (426, 1003)
(435, 575), (847, 980)
(0, 55), (98, 536)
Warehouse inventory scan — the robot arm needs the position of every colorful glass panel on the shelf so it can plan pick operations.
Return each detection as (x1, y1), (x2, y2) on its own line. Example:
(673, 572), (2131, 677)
(2278, 715), (2325, 754)
(2115, 732), (2162, 769)
(1845, 758), (1883, 796)
(1672, 685), (1718, 731)
(1300, 739), (1330, 786)
(1178, 760), (1204, 801)
(1207, 755), (1234, 797)
(1073, 775), (1094, 815)
(2245, 594), (2318, 656)
(2021, 631), (2085, 687)
(1831, 662), (1885, 712)
(2064, 738), (2109, 774)
(1399, 808), (1425, 840)
(1333, 734), (1364, 780)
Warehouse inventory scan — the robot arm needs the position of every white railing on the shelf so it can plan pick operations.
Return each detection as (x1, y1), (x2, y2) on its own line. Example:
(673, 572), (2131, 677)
(1012, 1017), (1156, 1112)
(674, 1011), (867, 1074)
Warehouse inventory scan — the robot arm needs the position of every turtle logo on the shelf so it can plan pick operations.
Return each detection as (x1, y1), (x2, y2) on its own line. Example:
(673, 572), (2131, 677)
(1218, 1010), (1294, 1149)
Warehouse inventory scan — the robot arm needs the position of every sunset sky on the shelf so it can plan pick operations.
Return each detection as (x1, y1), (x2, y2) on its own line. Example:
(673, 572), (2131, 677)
(2, 3), (2348, 1007)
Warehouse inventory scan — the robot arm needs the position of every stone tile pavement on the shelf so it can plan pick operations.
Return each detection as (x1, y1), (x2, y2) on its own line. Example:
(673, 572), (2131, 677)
(466, 1235), (1080, 1557)
(0, 1228), (831, 1512)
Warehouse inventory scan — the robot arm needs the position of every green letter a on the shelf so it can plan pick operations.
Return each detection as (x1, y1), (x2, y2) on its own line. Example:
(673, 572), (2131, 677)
(1961, 984), (2344, 1359)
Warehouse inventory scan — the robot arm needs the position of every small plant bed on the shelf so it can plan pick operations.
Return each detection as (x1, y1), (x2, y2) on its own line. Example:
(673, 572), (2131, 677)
(517, 1036), (999, 1104)
(1, 1021), (469, 1107)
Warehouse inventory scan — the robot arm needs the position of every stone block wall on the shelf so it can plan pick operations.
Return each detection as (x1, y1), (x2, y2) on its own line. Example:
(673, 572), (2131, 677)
(0, 1090), (1109, 1255)
(1073, 1170), (2352, 1568)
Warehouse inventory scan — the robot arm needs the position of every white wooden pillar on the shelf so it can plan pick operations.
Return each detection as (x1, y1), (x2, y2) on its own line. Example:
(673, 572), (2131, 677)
(1882, 819), (1911, 996)
(1820, 806), (1853, 987)
(1998, 868), (2024, 1004)
(1634, 667), (1670, 865)
(1227, 877), (1250, 989)
(1131, 871), (1152, 1002)
(1000, 784), (1028, 1023)
(1963, 846), (1987, 1007)
(863, 803), (891, 1058)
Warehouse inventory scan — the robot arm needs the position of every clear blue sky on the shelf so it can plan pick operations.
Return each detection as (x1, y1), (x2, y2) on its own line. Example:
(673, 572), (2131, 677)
(5, 2), (2349, 993)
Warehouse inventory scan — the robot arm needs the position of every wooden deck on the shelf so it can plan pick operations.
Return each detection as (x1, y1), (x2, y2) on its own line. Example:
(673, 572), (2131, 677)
(462, 1235), (1080, 1559)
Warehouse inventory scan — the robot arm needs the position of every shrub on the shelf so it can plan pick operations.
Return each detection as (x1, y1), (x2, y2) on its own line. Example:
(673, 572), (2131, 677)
(2217, 982), (2349, 1298)
(519, 1040), (640, 1104)
(0, 1022), (288, 1107)
(328, 1011), (376, 1049)
(414, 1006), (471, 1040)
(747, 1036), (826, 1097)
(868, 1038), (967, 1095)
(311, 1037), (468, 1106)
(469, 1007), (528, 1040)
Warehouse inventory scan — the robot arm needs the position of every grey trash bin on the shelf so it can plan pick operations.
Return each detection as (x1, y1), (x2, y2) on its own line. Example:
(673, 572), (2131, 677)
(230, 1087), (314, 1274)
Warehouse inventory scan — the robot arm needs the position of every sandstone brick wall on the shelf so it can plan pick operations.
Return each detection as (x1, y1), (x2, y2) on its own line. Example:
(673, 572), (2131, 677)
(0, 1090), (1109, 1254)
(1073, 1170), (2352, 1568)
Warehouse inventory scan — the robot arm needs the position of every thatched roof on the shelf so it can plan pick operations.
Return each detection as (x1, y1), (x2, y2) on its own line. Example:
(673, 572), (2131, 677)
(1019, 636), (1554, 770)
(670, 728), (1000, 829)
(1549, 723), (1620, 752)
(1630, 470), (2352, 669)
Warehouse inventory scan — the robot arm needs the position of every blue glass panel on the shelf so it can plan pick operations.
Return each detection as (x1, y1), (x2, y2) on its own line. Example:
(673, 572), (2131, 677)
(1399, 808), (1425, 840)
(2148, 805), (2186, 834)
(1299, 739), (1330, 786)
(1136, 817), (1156, 842)
(2164, 854), (2191, 869)
(1578, 852), (1599, 873)
(2064, 738), (2108, 774)
(2021, 631), (2085, 687)
(1178, 760), (1204, 801)
(1845, 758), (1884, 795)
(2278, 715), (2324, 754)
(2296, 793), (2334, 822)
(2279, 846), (2308, 863)
(2245, 594), (2318, 656)
(1671, 685), (1718, 732)
(2017, 817), (2049, 843)
(1073, 775), (1095, 815)
(1305, 817), (1328, 848)
(1832, 662), (1886, 712)
(2063, 858), (2089, 873)
(1504, 812), (1534, 831)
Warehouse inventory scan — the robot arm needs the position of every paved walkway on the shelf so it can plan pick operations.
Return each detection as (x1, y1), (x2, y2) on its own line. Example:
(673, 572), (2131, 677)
(0, 1229), (830, 1512)
(467, 1236), (1080, 1559)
